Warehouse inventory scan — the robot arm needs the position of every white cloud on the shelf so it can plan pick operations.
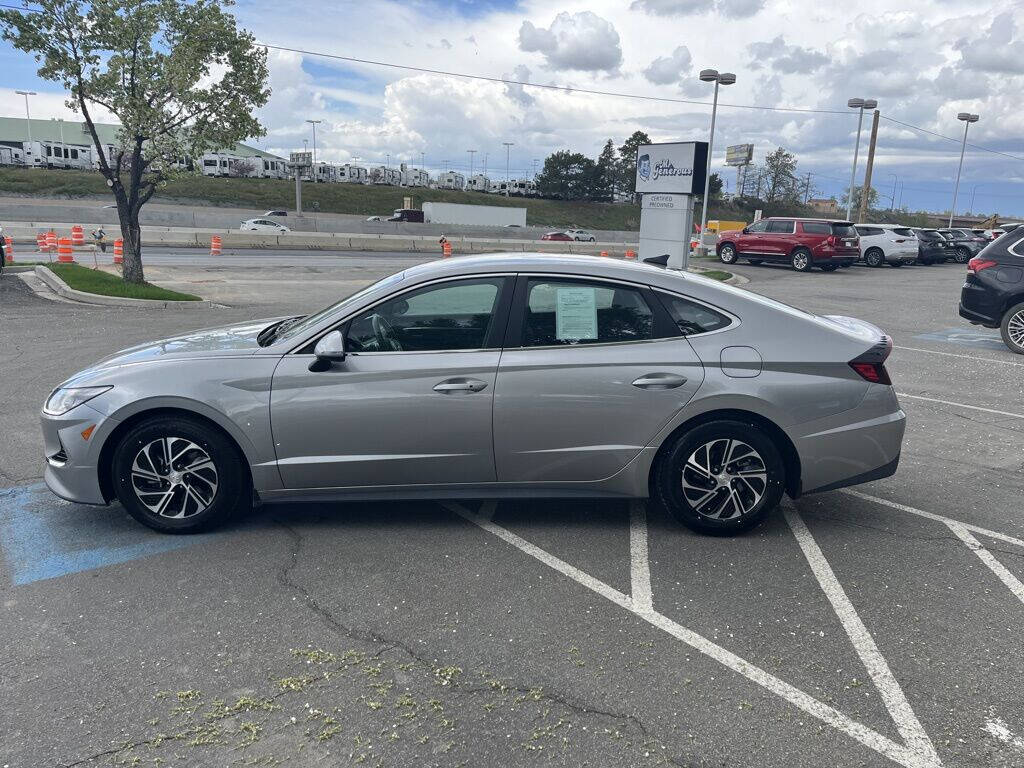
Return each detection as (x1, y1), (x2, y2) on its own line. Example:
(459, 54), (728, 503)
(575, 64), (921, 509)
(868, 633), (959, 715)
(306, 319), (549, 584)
(518, 11), (623, 72)
(643, 46), (693, 85)
(955, 13), (1024, 74)
(748, 36), (828, 74)
(629, 0), (712, 15)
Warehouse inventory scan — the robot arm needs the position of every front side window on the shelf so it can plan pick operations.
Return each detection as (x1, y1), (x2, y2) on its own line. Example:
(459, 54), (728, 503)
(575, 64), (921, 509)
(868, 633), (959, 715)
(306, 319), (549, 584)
(658, 292), (732, 335)
(347, 278), (504, 352)
(746, 220), (769, 233)
(767, 220), (795, 234)
(522, 279), (654, 347)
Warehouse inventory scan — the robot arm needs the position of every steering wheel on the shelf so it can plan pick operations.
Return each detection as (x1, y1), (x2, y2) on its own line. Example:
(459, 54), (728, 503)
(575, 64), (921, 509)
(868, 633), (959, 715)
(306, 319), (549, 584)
(371, 313), (402, 351)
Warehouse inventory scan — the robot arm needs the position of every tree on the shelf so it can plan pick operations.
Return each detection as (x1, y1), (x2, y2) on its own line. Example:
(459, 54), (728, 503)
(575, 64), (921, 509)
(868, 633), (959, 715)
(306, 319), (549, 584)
(762, 147), (798, 203)
(536, 151), (598, 201)
(594, 139), (618, 202)
(1, 0), (270, 284)
(840, 185), (879, 213)
(707, 172), (723, 198)
(616, 130), (651, 199)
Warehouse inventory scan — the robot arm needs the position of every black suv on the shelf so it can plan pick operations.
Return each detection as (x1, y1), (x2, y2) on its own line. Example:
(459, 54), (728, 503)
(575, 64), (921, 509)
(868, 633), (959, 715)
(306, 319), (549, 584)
(938, 228), (985, 263)
(959, 228), (1024, 354)
(913, 229), (955, 265)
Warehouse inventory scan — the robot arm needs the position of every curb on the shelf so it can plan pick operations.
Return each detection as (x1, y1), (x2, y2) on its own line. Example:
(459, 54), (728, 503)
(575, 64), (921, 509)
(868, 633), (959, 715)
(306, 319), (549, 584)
(686, 265), (747, 287)
(33, 265), (217, 309)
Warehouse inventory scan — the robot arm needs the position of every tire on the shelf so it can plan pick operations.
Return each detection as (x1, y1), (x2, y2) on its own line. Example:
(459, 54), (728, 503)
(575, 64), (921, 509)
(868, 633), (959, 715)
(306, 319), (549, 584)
(954, 247), (971, 264)
(1000, 302), (1024, 355)
(719, 243), (738, 264)
(653, 420), (785, 536)
(111, 415), (249, 533)
(790, 248), (813, 272)
(864, 248), (885, 268)
(748, 259), (763, 265)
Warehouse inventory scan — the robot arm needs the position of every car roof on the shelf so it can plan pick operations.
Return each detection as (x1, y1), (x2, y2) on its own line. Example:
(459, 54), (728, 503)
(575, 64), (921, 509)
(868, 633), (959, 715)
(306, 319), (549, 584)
(400, 253), (692, 286)
(765, 216), (854, 225)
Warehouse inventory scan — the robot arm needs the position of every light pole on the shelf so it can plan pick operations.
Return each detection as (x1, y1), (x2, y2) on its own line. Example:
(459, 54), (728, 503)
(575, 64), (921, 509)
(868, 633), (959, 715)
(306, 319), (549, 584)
(305, 119), (322, 165)
(16, 90), (36, 164)
(887, 173), (898, 211)
(949, 112), (979, 227)
(845, 97), (877, 221)
(697, 69), (736, 256)
(532, 159), (539, 179)
(467, 149), (476, 178)
(970, 183), (985, 214)
(503, 142), (514, 196)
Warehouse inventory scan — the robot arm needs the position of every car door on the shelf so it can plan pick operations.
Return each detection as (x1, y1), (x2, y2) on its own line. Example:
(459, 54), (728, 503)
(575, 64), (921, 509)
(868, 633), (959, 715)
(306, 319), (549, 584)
(764, 219), (795, 259)
(269, 275), (513, 489)
(737, 219), (769, 255)
(493, 275), (705, 483)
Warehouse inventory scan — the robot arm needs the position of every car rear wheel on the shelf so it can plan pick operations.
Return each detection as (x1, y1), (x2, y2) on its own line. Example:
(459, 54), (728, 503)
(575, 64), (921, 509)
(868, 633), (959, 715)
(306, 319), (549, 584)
(864, 248), (885, 268)
(654, 420), (785, 535)
(954, 247), (971, 264)
(111, 415), (249, 534)
(719, 244), (738, 264)
(790, 249), (812, 272)
(1001, 302), (1024, 355)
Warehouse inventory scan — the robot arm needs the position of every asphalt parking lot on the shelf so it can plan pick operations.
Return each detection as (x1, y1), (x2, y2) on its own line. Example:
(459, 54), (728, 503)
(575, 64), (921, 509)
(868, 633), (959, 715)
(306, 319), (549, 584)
(2, 254), (1023, 768)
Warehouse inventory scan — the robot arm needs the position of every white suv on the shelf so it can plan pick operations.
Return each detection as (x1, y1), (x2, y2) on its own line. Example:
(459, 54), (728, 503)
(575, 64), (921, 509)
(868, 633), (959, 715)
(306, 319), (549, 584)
(854, 224), (918, 267)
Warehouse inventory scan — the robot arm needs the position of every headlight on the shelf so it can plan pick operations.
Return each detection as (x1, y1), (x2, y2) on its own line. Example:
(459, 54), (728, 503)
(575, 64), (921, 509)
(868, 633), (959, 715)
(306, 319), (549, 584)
(43, 386), (112, 416)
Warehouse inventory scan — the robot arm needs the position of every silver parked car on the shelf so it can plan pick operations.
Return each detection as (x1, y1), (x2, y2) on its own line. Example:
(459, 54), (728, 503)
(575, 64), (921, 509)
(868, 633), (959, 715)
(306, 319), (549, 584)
(41, 255), (905, 535)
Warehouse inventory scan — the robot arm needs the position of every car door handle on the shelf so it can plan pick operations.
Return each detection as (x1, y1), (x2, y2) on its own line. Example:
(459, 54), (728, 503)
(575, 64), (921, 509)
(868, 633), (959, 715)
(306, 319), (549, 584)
(433, 378), (488, 393)
(632, 373), (688, 390)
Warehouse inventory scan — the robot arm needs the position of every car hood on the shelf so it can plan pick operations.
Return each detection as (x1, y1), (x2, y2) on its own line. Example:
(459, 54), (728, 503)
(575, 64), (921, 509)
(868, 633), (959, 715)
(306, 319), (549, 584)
(82, 318), (286, 372)
(718, 229), (744, 238)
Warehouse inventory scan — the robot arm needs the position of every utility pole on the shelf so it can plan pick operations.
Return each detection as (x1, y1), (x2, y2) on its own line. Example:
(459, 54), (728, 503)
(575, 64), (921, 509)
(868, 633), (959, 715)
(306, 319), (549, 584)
(503, 142), (514, 196)
(803, 172), (812, 204)
(467, 149), (476, 177)
(857, 109), (880, 223)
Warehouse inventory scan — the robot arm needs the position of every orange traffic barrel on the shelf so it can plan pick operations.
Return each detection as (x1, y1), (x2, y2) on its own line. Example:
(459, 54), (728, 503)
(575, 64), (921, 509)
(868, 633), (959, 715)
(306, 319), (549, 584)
(45, 230), (57, 253)
(600, 250), (609, 258)
(57, 237), (75, 263)
(442, 241), (452, 258)
(71, 225), (85, 246)
(3, 236), (12, 264)
(210, 235), (222, 257)
(624, 249), (637, 260)
(36, 232), (47, 252)
(113, 238), (124, 264)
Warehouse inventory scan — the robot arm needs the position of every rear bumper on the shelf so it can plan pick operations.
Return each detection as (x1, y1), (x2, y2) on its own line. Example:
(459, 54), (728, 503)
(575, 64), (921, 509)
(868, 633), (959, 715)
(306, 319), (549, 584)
(958, 301), (1000, 327)
(793, 392), (906, 495)
(814, 255), (857, 266)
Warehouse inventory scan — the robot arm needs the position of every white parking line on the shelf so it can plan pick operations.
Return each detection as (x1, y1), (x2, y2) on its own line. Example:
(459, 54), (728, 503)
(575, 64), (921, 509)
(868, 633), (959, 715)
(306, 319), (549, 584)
(628, 501), (653, 612)
(444, 501), (943, 768)
(895, 393), (1024, 421)
(783, 504), (940, 764)
(945, 523), (1024, 607)
(894, 346), (1024, 368)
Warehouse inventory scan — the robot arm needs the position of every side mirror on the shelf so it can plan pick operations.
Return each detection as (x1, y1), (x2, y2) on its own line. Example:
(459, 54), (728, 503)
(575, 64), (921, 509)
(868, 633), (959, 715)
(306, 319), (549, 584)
(310, 330), (346, 371)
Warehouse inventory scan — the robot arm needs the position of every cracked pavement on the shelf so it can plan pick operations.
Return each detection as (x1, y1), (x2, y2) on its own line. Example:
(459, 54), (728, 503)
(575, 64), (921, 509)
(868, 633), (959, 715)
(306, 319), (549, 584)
(3, 255), (1024, 767)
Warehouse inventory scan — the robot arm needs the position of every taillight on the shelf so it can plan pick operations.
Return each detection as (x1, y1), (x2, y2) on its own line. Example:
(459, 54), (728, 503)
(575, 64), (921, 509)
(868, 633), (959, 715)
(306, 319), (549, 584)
(968, 257), (997, 274)
(849, 336), (893, 385)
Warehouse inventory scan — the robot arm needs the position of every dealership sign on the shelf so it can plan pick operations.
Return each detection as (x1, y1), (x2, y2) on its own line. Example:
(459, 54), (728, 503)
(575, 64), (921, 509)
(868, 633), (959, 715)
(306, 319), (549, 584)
(634, 142), (708, 195)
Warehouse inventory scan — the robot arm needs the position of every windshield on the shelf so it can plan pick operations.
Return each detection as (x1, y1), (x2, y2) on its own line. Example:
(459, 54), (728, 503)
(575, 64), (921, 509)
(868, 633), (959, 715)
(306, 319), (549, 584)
(272, 271), (406, 344)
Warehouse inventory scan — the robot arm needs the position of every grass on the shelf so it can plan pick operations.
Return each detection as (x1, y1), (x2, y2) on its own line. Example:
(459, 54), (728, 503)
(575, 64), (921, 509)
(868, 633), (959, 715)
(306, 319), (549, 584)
(695, 269), (733, 281)
(46, 262), (201, 301)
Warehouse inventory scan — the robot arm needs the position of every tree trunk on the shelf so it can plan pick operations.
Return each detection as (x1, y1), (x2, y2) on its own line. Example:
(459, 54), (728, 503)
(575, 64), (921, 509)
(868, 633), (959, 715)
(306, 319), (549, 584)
(119, 207), (145, 284)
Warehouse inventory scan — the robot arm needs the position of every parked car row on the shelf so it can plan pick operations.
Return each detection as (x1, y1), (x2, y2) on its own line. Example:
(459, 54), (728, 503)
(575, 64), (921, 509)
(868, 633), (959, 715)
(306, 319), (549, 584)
(715, 218), (1007, 272)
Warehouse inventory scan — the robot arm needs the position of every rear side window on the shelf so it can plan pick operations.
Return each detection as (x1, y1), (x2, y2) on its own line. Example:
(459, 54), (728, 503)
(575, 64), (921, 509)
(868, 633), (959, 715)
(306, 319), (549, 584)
(801, 221), (830, 234)
(767, 220), (795, 233)
(831, 223), (857, 237)
(522, 279), (654, 346)
(657, 293), (732, 335)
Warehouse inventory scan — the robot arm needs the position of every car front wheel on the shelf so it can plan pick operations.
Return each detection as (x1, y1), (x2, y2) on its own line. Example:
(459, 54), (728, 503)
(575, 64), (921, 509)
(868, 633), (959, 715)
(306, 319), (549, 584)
(719, 244), (738, 264)
(111, 415), (249, 533)
(1001, 302), (1024, 355)
(654, 420), (785, 535)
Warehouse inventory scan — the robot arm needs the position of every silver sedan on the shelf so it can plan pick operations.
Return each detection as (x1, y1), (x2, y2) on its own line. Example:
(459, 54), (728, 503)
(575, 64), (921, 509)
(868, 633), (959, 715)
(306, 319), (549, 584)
(40, 254), (905, 535)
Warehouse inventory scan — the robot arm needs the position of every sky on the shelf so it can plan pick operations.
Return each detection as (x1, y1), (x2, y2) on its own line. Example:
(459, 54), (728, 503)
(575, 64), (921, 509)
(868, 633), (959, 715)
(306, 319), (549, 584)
(2, 0), (1024, 216)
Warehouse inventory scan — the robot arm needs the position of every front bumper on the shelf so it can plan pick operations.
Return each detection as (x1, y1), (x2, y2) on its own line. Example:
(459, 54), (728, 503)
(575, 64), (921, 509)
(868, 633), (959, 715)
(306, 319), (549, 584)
(40, 403), (115, 505)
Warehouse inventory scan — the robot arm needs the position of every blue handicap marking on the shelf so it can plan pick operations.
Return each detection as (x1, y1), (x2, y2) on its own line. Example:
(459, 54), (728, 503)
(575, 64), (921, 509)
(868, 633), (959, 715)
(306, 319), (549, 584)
(913, 328), (1006, 351)
(0, 483), (202, 586)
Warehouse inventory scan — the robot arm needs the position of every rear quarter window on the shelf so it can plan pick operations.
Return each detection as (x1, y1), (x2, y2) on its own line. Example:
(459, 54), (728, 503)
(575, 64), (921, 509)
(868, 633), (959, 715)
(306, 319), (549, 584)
(656, 292), (733, 335)
(892, 227), (915, 236)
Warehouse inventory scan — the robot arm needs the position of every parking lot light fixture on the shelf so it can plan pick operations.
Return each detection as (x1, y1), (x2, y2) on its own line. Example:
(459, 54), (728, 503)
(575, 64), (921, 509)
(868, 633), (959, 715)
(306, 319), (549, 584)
(950, 113), (980, 227)
(845, 98), (876, 221)
(15, 90), (36, 161)
(697, 70), (735, 257)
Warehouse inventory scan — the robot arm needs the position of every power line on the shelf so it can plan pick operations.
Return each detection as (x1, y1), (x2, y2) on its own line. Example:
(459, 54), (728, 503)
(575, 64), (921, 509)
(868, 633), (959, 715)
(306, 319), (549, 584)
(880, 115), (1024, 162)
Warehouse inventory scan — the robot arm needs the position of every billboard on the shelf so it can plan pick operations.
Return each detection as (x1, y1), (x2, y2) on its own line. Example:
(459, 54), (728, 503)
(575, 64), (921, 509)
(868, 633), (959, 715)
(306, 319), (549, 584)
(634, 142), (708, 195)
(289, 151), (312, 167)
(725, 144), (754, 166)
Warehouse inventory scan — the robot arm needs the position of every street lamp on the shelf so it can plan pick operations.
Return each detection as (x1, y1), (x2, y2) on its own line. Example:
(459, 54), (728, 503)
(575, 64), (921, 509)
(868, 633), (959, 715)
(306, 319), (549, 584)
(949, 112), (980, 227)
(887, 173), (898, 211)
(305, 119), (322, 165)
(697, 69), (736, 256)
(845, 97), (877, 221)
(15, 90), (36, 163)
(503, 142), (514, 196)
